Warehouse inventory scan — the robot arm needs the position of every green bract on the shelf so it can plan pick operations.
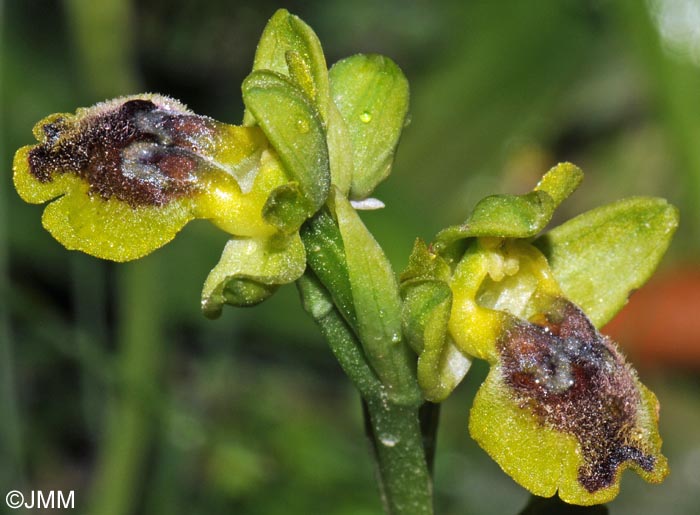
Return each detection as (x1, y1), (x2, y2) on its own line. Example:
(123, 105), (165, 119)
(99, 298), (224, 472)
(334, 191), (421, 406)
(400, 240), (471, 402)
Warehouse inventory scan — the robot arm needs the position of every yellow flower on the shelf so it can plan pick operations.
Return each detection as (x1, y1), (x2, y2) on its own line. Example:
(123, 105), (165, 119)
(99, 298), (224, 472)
(401, 164), (676, 504)
(449, 238), (668, 505)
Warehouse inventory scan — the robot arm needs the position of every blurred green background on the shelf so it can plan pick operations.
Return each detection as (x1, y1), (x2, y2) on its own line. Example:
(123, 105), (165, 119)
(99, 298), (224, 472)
(2, 0), (700, 514)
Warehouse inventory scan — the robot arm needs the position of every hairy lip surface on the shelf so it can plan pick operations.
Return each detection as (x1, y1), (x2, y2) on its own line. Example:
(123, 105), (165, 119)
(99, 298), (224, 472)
(498, 299), (655, 493)
(27, 99), (216, 207)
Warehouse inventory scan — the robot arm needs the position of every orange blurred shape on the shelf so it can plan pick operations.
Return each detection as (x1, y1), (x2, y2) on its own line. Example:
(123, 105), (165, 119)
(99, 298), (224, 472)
(603, 266), (700, 368)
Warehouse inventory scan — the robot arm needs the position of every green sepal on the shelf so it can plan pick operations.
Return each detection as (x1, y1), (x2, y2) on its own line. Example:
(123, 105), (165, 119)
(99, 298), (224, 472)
(201, 233), (306, 318)
(534, 162), (583, 205)
(243, 71), (330, 216)
(535, 197), (679, 327)
(243, 9), (330, 124)
(285, 50), (316, 106)
(434, 163), (582, 259)
(329, 54), (409, 199)
(333, 192), (421, 406)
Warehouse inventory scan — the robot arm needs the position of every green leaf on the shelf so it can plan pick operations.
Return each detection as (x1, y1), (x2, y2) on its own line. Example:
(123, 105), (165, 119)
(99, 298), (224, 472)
(201, 234), (306, 318)
(434, 163), (582, 256)
(329, 54), (409, 199)
(535, 197), (679, 327)
(334, 193), (421, 405)
(244, 9), (330, 124)
(243, 71), (330, 216)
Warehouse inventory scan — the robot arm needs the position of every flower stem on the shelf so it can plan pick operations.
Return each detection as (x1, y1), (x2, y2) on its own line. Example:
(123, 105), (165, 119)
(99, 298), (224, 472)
(300, 210), (434, 514)
(363, 398), (434, 515)
(299, 272), (435, 514)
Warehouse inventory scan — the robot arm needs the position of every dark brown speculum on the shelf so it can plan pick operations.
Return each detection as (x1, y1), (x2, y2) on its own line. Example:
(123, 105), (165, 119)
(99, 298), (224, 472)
(498, 299), (655, 493)
(27, 99), (217, 206)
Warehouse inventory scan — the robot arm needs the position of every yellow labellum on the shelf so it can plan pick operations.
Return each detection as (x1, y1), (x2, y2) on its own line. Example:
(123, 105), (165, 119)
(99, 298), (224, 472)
(12, 95), (289, 261)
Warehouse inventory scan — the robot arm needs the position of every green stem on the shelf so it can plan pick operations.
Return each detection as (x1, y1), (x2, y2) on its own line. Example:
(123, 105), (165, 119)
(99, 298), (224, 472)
(297, 272), (383, 399)
(363, 399), (433, 515)
(299, 211), (434, 515)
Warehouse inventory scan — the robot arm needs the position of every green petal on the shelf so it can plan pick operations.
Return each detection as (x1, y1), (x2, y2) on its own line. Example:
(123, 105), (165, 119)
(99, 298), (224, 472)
(535, 197), (679, 327)
(469, 300), (668, 505)
(201, 233), (306, 318)
(434, 163), (582, 258)
(261, 182), (308, 234)
(243, 9), (330, 124)
(243, 71), (330, 216)
(400, 238), (452, 285)
(329, 54), (410, 199)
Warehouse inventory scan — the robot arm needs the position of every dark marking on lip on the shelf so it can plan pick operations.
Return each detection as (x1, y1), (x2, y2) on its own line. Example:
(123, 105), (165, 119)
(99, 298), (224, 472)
(27, 98), (217, 207)
(498, 298), (655, 493)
